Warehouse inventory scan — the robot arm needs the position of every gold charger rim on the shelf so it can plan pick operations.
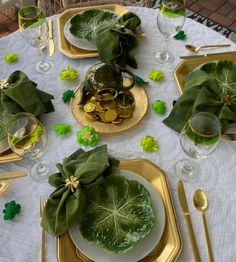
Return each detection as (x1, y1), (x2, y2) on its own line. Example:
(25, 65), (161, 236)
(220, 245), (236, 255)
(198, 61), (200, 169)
(57, 4), (128, 59)
(70, 82), (148, 134)
(57, 158), (183, 262)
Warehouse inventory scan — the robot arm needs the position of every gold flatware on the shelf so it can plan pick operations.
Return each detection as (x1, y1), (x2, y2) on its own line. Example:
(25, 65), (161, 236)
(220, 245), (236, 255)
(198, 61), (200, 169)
(179, 51), (236, 59)
(0, 171), (27, 180)
(178, 180), (201, 262)
(48, 19), (54, 56)
(0, 180), (10, 194)
(193, 189), (214, 262)
(40, 196), (47, 262)
(185, 44), (231, 53)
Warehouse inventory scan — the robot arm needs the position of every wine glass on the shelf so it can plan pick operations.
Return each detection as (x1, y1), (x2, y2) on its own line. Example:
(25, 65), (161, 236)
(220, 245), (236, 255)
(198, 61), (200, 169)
(176, 112), (221, 182)
(7, 112), (51, 182)
(156, 0), (185, 64)
(18, 5), (53, 74)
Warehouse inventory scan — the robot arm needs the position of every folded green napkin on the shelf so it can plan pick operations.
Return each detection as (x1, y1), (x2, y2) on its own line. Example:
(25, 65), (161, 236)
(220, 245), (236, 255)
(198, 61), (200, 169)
(41, 145), (119, 236)
(96, 11), (141, 69)
(0, 71), (54, 116)
(163, 61), (236, 133)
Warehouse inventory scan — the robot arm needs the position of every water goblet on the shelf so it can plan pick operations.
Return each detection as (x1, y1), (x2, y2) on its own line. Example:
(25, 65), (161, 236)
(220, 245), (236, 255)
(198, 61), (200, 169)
(7, 112), (51, 182)
(156, 0), (185, 64)
(176, 112), (221, 182)
(18, 5), (53, 74)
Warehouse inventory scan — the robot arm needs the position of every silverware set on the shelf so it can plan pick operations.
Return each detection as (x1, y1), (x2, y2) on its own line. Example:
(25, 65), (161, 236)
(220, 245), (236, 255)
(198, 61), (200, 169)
(178, 180), (214, 262)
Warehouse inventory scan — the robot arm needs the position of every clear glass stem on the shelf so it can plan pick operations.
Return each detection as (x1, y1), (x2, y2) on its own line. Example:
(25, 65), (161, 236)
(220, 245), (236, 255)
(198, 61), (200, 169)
(37, 47), (47, 69)
(163, 36), (170, 54)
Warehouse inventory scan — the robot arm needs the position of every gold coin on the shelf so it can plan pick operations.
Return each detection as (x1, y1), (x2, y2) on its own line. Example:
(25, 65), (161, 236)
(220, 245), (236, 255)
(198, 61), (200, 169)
(96, 102), (105, 112)
(84, 112), (97, 121)
(99, 112), (110, 123)
(101, 93), (114, 101)
(84, 102), (96, 113)
(104, 109), (117, 122)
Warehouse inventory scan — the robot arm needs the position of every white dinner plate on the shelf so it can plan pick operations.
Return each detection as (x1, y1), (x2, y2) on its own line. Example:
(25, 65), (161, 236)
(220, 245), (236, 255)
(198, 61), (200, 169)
(69, 169), (166, 262)
(63, 9), (118, 51)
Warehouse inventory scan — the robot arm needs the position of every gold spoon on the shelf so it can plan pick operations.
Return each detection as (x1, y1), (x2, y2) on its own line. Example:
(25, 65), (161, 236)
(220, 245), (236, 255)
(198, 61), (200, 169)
(185, 44), (231, 53)
(193, 189), (214, 262)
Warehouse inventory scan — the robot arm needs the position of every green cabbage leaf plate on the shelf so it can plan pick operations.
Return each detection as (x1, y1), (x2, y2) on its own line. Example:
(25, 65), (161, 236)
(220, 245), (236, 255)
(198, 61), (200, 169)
(79, 175), (155, 253)
(69, 9), (118, 43)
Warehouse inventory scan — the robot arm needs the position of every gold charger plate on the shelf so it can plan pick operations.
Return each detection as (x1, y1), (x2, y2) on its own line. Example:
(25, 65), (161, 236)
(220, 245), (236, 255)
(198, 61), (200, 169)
(0, 149), (21, 163)
(57, 4), (128, 59)
(57, 158), (183, 262)
(174, 52), (236, 141)
(70, 79), (148, 134)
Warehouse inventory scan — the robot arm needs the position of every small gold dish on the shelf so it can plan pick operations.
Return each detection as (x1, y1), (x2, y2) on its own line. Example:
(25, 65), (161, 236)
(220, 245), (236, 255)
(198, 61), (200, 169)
(57, 159), (183, 262)
(57, 4), (128, 59)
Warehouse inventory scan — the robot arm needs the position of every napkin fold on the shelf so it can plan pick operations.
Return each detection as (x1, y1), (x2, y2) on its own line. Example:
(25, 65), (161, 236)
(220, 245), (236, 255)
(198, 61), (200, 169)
(96, 11), (141, 69)
(41, 145), (119, 236)
(163, 61), (236, 133)
(0, 71), (54, 116)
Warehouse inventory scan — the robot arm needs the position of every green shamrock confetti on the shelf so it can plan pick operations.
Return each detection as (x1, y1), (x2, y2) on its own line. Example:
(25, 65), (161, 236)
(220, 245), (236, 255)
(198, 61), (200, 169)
(149, 70), (165, 81)
(76, 125), (99, 147)
(54, 123), (72, 136)
(4, 53), (19, 63)
(59, 65), (78, 80)
(152, 100), (166, 115)
(174, 30), (186, 40)
(3, 200), (21, 220)
(62, 90), (74, 103)
(141, 135), (158, 152)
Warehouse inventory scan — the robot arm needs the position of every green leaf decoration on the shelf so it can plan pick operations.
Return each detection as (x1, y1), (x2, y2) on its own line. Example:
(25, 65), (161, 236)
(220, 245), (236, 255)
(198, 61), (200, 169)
(80, 175), (155, 253)
(134, 74), (149, 85)
(184, 70), (211, 91)
(70, 9), (118, 42)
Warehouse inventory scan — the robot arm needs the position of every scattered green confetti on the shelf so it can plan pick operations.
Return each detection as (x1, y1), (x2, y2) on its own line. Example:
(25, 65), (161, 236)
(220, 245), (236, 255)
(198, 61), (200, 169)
(149, 69), (165, 81)
(3, 200), (21, 220)
(76, 125), (99, 147)
(54, 123), (72, 136)
(62, 90), (74, 103)
(152, 100), (166, 115)
(4, 53), (19, 63)
(59, 65), (78, 80)
(174, 30), (186, 40)
(141, 135), (158, 152)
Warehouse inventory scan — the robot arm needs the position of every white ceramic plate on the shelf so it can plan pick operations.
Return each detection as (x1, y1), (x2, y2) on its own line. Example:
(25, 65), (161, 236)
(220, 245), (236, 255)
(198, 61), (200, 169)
(69, 169), (166, 262)
(63, 9), (118, 51)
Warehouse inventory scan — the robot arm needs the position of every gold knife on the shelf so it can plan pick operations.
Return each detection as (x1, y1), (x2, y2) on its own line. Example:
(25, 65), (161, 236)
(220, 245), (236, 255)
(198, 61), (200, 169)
(179, 51), (236, 59)
(48, 19), (54, 56)
(178, 180), (201, 262)
(0, 171), (27, 180)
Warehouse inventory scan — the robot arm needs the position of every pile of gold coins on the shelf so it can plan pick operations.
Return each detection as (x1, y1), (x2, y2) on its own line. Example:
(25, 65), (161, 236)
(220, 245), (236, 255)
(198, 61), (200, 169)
(80, 91), (135, 125)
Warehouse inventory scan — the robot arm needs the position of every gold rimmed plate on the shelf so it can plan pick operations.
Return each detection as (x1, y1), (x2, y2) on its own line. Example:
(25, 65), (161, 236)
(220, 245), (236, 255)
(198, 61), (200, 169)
(57, 159), (183, 262)
(70, 79), (148, 134)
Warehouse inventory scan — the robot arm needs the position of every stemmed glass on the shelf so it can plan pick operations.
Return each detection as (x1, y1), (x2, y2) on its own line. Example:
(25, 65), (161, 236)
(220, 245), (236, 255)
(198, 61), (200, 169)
(156, 0), (185, 64)
(18, 5), (53, 74)
(176, 112), (221, 182)
(7, 112), (51, 182)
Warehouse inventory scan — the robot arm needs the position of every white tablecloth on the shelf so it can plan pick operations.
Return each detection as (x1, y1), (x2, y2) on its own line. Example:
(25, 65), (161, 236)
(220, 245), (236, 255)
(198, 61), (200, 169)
(0, 6), (236, 262)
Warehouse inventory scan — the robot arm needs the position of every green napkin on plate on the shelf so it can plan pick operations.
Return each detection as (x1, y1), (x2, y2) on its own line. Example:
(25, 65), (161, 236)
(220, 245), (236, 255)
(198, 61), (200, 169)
(163, 60), (236, 133)
(96, 11), (141, 69)
(41, 145), (119, 236)
(0, 71), (54, 116)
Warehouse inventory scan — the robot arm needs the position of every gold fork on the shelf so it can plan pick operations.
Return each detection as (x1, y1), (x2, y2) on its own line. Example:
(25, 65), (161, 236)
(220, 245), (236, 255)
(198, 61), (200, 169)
(40, 196), (47, 262)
